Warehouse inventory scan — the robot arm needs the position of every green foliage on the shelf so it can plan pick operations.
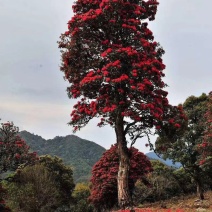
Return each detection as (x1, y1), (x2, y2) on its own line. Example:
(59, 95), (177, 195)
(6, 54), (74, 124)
(0, 182), (11, 211)
(19, 131), (105, 182)
(71, 183), (94, 212)
(155, 93), (211, 199)
(4, 164), (61, 212)
(133, 160), (196, 204)
(39, 155), (75, 206)
(172, 167), (196, 194)
(158, 93), (207, 166)
(4, 155), (75, 211)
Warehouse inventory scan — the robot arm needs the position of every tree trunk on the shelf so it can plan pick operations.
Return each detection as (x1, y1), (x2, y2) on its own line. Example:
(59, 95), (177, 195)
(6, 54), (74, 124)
(115, 114), (132, 209)
(194, 168), (204, 200)
(196, 180), (204, 200)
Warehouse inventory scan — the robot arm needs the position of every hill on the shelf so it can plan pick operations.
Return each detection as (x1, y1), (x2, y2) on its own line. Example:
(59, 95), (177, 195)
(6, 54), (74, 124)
(19, 131), (106, 182)
(146, 152), (181, 168)
(19, 131), (181, 182)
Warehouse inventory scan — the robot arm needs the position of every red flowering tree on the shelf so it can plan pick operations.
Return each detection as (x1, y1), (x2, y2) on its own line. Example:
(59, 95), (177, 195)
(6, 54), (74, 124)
(198, 91), (212, 172)
(89, 145), (152, 210)
(58, 0), (179, 207)
(0, 121), (38, 211)
(0, 121), (38, 175)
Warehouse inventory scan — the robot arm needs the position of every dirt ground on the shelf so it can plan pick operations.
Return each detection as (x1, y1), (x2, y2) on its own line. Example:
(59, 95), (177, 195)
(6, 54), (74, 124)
(114, 190), (212, 212)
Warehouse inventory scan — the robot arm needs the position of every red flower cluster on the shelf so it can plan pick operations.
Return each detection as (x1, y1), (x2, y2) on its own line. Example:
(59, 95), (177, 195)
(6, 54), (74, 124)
(80, 74), (102, 85)
(122, 24), (137, 31)
(117, 47), (138, 56)
(102, 104), (117, 113)
(112, 74), (129, 83)
(101, 48), (113, 57)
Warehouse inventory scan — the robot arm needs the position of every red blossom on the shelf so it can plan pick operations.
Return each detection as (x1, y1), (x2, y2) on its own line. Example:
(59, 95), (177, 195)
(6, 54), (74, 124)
(169, 118), (174, 124)
(174, 123), (181, 128)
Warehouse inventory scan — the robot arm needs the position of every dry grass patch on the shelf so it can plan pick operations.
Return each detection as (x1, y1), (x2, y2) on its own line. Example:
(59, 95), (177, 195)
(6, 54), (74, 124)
(114, 190), (212, 212)
(137, 190), (212, 212)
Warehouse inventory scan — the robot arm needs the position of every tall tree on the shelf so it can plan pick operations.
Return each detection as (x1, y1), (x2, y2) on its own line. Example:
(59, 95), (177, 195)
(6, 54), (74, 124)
(155, 93), (210, 200)
(59, 0), (177, 207)
(0, 121), (38, 176)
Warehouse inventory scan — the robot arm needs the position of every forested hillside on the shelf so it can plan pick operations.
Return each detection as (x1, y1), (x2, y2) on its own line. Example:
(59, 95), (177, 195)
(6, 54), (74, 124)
(19, 131), (106, 182)
(19, 130), (183, 182)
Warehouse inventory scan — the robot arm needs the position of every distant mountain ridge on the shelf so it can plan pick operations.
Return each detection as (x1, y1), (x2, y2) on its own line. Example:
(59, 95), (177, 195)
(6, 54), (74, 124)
(146, 152), (181, 168)
(19, 131), (106, 182)
(19, 131), (181, 182)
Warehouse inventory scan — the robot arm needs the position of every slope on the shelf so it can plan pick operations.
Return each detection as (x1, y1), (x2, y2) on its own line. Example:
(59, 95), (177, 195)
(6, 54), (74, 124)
(19, 131), (106, 182)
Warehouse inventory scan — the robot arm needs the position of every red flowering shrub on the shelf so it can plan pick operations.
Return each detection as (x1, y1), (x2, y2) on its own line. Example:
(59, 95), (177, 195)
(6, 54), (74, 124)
(89, 145), (152, 210)
(0, 121), (38, 174)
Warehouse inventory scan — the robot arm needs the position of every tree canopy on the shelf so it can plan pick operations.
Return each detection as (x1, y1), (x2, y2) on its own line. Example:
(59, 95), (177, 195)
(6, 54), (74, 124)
(59, 0), (169, 143)
(4, 164), (61, 212)
(4, 155), (75, 211)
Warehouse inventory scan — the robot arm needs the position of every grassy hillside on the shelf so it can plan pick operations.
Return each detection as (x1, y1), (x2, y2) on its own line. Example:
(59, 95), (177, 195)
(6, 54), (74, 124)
(19, 131), (106, 182)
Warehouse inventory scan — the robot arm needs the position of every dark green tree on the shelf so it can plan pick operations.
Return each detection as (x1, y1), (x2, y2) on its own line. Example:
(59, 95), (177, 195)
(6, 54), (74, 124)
(4, 164), (61, 212)
(71, 183), (94, 212)
(156, 93), (210, 200)
(0, 183), (11, 212)
(4, 155), (75, 211)
(39, 155), (75, 206)
(133, 160), (197, 204)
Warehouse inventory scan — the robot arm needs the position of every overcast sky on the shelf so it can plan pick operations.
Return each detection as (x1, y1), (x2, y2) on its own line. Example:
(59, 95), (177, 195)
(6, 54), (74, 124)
(0, 0), (211, 153)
